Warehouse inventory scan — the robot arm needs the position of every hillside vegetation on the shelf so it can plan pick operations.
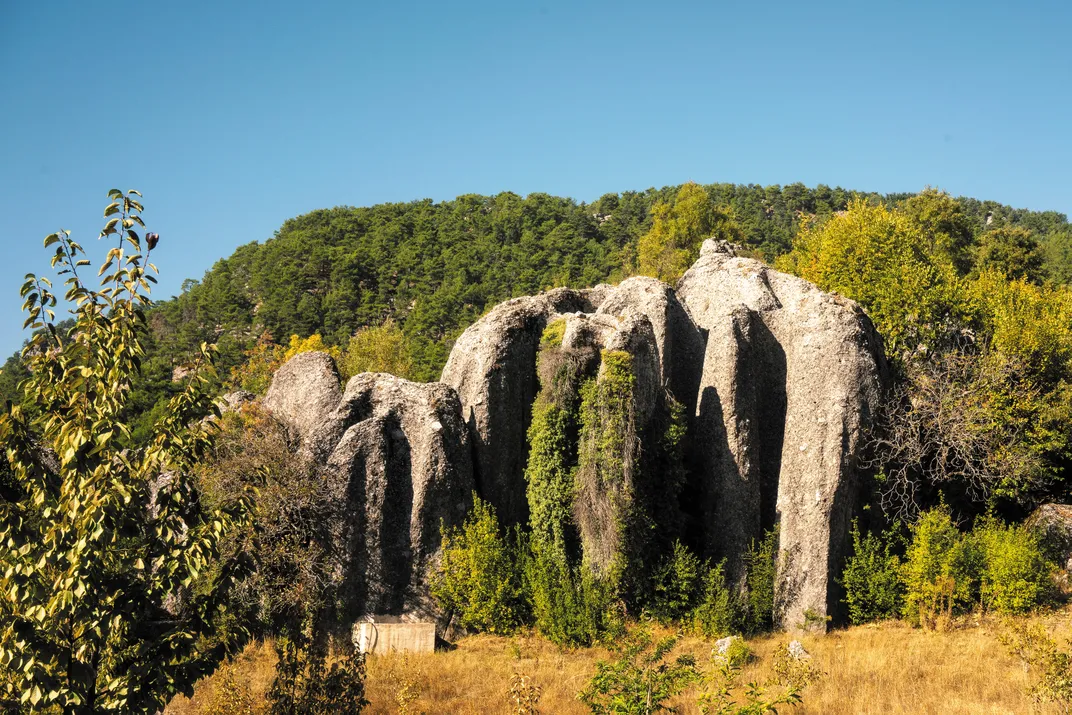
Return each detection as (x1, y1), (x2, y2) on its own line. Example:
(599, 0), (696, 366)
(4, 184), (1072, 713)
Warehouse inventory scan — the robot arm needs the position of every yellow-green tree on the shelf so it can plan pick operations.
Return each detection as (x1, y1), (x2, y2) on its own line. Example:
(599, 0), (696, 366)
(780, 197), (1072, 508)
(776, 199), (969, 359)
(973, 226), (1047, 284)
(896, 188), (975, 271)
(638, 183), (743, 284)
(0, 191), (253, 712)
(338, 319), (416, 382)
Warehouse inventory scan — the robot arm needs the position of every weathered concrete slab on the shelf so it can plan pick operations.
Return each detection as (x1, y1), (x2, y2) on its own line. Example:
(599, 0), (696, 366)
(352, 618), (436, 655)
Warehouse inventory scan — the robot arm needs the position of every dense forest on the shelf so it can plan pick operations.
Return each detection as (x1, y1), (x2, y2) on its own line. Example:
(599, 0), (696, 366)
(143, 182), (1072, 380)
(8, 182), (1069, 385)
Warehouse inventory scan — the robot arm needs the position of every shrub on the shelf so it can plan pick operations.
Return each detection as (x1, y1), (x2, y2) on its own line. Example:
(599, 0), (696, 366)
(901, 507), (979, 628)
(267, 631), (368, 715)
(690, 560), (744, 639)
(712, 636), (754, 669)
(975, 517), (1053, 615)
(841, 520), (904, 624)
(769, 642), (821, 692)
(1002, 621), (1072, 711)
(198, 406), (334, 634)
(650, 540), (704, 623)
(696, 643), (804, 715)
(744, 527), (779, 635)
(578, 626), (698, 715)
(430, 496), (527, 634)
(524, 539), (619, 647)
(508, 670), (542, 715)
(338, 318), (416, 382)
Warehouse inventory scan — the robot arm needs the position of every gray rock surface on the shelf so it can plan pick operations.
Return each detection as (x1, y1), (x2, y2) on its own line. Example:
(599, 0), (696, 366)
(263, 242), (887, 631)
(221, 390), (256, 413)
(320, 373), (474, 618)
(596, 276), (705, 414)
(440, 286), (608, 526)
(1026, 504), (1072, 571)
(263, 351), (342, 448)
(678, 238), (887, 630)
(265, 357), (474, 622)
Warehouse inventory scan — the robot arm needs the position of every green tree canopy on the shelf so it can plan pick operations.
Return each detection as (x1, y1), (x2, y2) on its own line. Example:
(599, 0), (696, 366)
(638, 182), (743, 284)
(0, 191), (252, 713)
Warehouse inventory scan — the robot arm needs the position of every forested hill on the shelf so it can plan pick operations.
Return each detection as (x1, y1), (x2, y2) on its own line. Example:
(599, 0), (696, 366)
(143, 182), (1072, 383)
(2, 182), (1070, 414)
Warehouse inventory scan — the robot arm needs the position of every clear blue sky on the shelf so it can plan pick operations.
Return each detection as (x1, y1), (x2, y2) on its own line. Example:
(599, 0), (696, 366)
(1, 0), (1070, 357)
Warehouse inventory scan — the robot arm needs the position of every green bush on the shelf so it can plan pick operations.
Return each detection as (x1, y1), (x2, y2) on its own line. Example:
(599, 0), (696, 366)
(696, 641), (804, 715)
(268, 631), (369, 714)
(975, 517), (1053, 615)
(901, 507), (980, 628)
(690, 560), (744, 639)
(578, 625), (698, 715)
(1002, 620), (1072, 710)
(841, 520), (904, 624)
(430, 496), (527, 634)
(524, 538), (619, 647)
(744, 527), (779, 635)
(650, 540), (703, 623)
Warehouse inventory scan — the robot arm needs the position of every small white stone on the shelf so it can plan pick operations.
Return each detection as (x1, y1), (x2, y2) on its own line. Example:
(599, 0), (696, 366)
(431, 421), (443, 432)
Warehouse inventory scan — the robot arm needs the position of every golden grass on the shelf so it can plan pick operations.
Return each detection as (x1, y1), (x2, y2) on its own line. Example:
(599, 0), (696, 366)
(166, 609), (1072, 714)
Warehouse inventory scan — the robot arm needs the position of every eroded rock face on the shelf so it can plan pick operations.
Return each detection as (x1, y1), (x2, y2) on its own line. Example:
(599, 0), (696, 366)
(264, 351), (343, 447)
(263, 242), (886, 632)
(440, 287), (607, 526)
(596, 276), (705, 414)
(678, 239), (887, 629)
(1026, 504), (1072, 571)
(265, 359), (474, 622)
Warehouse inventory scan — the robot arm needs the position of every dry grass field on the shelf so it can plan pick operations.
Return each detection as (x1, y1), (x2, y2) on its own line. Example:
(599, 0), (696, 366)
(166, 609), (1072, 714)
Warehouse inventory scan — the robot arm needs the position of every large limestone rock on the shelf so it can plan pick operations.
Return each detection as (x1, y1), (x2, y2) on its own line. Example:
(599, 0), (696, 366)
(264, 351), (343, 448)
(262, 242), (887, 632)
(264, 357), (474, 622)
(440, 287), (607, 526)
(596, 276), (705, 414)
(678, 239), (887, 629)
(1026, 504), (1072, 571)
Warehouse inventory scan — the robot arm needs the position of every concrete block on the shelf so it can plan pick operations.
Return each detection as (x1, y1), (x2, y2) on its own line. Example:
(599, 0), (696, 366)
(353, 617), (436, 655)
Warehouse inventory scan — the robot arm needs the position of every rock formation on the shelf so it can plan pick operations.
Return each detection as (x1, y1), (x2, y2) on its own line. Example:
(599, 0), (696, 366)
(677, 239), (886, 629)
(265, 360), (474, 622)
(264, 351), (342, 449)
(262, 239), (886, 630)
(440, 287), (607, 526)
(1026, 504), (1072, 571)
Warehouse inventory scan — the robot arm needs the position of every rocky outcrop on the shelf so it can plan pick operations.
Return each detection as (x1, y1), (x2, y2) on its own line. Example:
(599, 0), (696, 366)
(261, 240), (886, 632)
(1026, 504), (1072, 571)
(595, 276), (705, 414)
(264, 360), (474, 622)
(678, 239), (886, 629)
(264, 351), (343, 448)
(440, 287), (608, 526)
